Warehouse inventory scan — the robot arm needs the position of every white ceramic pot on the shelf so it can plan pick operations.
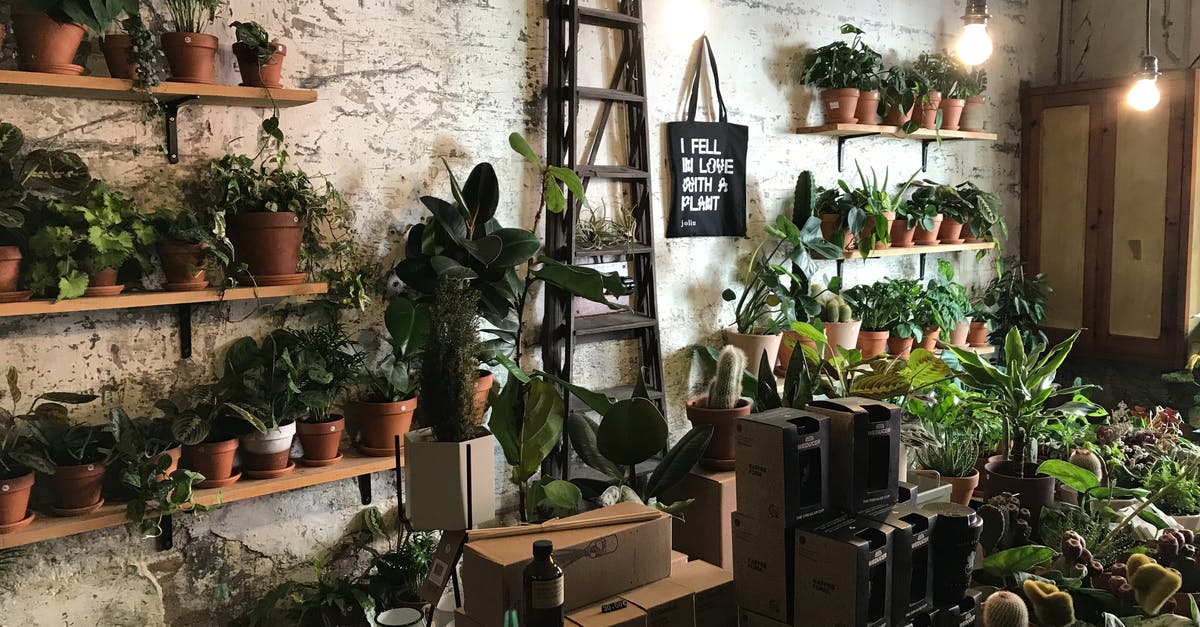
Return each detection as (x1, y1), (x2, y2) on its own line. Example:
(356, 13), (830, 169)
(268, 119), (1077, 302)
(724, 329), (782, 374)
(240, 421), (297, 455)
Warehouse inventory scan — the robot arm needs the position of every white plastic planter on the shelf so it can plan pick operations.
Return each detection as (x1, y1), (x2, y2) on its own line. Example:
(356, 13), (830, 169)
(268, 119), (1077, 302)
(404, 428), (496, 531)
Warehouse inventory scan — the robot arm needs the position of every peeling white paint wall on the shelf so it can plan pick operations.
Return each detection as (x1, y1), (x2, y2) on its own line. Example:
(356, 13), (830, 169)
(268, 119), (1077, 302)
(1063, 0), (1200, 81)
(0, 0), (1058, 624)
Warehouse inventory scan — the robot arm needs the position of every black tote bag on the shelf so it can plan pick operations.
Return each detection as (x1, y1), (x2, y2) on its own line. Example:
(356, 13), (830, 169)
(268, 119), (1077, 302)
(666, 36), (749, 238)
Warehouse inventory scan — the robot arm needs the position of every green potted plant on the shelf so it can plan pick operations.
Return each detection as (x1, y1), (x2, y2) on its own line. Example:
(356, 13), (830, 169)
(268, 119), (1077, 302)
(26, 179), (157, 300)
(983, 259), (1050, 347)
(876, 278), (924, 358)
(959, 68), (988, 132)
(1142, 459), (1200, 523)
(230, 20), (286, 88)
(0, 369), (57, 533)
(27, 415), (114, 517)
(359, 506), (438, 612)
(686, 345), (752, 470)
(907, 181), (951, 246)
(967, 300), (992, 348)
(912, 180), (972, 244)
(879, 65), (929, 130)
(246, 560), (378, 626)
(290, 323), (366, 467)
(800, 24), (882, 125)
(908, 382), (981, 505)
(12, 0), (133, 74)
(855, 71), (882, 125)
(815, 184), (854, 250)
(843, 280), (891, 358)
(919, 260), (971, 349)
(814, 292), (860, 357)
(151, 207), (233, 291)
(915, 51), (970, 131)
(404, 280), (496, 531)
(160, 385), (265, 489)
(347, 297), (426, 457)
(106, 408), (207, 538)
(161, 0), (225, 84)
(957, 180), (1004, 243)
(846, 164), (920, 257)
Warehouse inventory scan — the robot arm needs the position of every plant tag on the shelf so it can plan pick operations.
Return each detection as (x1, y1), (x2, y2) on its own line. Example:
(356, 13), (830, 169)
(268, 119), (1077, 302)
(829, 101), (840, 110)
(420, 530), (467, 606)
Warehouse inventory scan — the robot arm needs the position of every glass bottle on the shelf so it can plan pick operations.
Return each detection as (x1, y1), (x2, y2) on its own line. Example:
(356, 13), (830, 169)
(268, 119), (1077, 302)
(523, 539), (564, 627)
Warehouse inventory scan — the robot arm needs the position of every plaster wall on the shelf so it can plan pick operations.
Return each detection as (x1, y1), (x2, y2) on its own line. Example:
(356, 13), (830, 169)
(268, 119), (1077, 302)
(1063, 0), (1200, 82)
(0, 0), (1058, 624)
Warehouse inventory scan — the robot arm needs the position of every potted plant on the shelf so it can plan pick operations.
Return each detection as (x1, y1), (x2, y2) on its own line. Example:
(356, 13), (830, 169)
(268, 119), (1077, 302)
(11, 0), (111, 74)
(915, 52), (970, 131)
(855, 72), (882, 125)
(358, 506), (438, 613)
(27, 416), (114, 517)
(106, 408), (207, 538)
(983, 259), (1050, 347)
(877, 278), (924, 358)
(967, 301), (992, 348)
(1141, 459), (1200, 527)
(907, 182), (948, 246)
(0, 369), (57, 533)
(161, 0), (225, 84)
(912, 180), (971, 244)
(404, 280), (496, 531)
(246, 560), (378, 626)
(948, 328), (1100, 521)
(95, 8), (160, 83)
(160, 385), (264, 489)
(26, 179), (156, 300)
(843, 281), (891, 359)
(815, 184), (853, 250)
(920, 260), (971, 349)
(846, 164), (920, 257)
(958, 68), (988, 132)
(230, 20), (286, 88)
(348, 297), (425, 457)
(151, 207), (233, 291)
(800, 24), (882, 125)
(290, 323), (366, 467)
(879, 65), (929, 130)
(909, 383), (982, 505)
(957, 181), (1004, 243)
(686, 345), (752, 471)
(814, 293), (860, 358)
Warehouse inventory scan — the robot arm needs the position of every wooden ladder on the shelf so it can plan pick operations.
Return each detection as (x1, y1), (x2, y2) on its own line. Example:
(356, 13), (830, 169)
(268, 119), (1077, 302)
(544, 0), (666, 475)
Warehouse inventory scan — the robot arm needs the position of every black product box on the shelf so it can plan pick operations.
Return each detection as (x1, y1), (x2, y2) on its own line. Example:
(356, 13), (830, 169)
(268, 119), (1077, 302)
(863, 505), (937, 623)
(807, 397), (901, 514)
(912, 589), (983, 627)
(734, 408), (830, 527)
(793, 515), (893, 627)
(898, 480), (918, 507)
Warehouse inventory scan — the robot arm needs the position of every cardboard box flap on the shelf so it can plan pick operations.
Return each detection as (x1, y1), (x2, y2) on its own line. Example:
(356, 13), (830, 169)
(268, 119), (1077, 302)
(670, 560), (733, 591)
(810, 396), (898, 417)
(621, 579), (691, 609)
(466, 502), (666, 564)
(567, 598), (648, 626)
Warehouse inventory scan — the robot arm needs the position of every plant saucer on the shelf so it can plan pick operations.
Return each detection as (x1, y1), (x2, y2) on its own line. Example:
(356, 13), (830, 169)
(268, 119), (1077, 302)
(358, 444), (402, 458)
(51, 498), (104, 517)
(22, 63), (84, 75)
(244, 460), (296, 480)
(0, 290), (32, 303)
(300, 453), (343, 468)
(941, 239), (966, 245)
(83, 284), (125, 297)
(197, 470), (241, 489)
(0, 511), (35, 534)
(238, 273), (307, 287)
(164, 281), (210, 292)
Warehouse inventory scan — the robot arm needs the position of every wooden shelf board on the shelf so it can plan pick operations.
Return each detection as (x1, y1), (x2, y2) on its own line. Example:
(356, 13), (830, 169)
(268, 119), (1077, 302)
(0, 70), (317, 108)
(0, 283), (328, 318)
(818, 242), (997, 260)
(895, 128), (999, 141)
(795, 123), (997, 142)
(0, 448), (399, 550)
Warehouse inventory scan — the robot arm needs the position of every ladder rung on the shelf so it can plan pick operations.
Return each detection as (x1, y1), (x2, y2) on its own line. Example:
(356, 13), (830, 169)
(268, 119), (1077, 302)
(573, 244), (654, 263)
(575, 311), (657, 336)
(575, 87), (645, 103)
(568, 385), (664, 411)
(577, 7), (642, 28)
(577, 165), (650, 180)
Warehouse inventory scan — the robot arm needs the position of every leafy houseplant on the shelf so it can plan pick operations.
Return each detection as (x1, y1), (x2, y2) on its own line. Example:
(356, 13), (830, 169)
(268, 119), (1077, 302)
(161, 0), (226, 84)
(247, 559), (377, 627)
(359, 506), (438, 609)
(800, 24), (883, 124)
(959, 68), (989, 132)
(348, 297), (427, 456)
(106, 408), (208, 538)
(161, 386), (264, 488)
(843, 281), (893, 358)
(845, 164), (920, 256)
(686, 345), (752, 471)
(25, 398), (117, 517)
(152, 206), (233, 291)
(0, 368), (59, 530)
(290, 323), (366, 466)
(26, 179), (157, 300)
(984, 259), (1050, 347)
(919, 260), (971, 347)
(956, 181), (1004, 243)
(876, 278), (924, 357)
(913, 52), (970, 130)
(12, 0), (128, 74)
(907, 383), (982, 504)
(1141, 459), (1200, 516)
(231, 20), (286, 88)
(879, 65), (929, 130)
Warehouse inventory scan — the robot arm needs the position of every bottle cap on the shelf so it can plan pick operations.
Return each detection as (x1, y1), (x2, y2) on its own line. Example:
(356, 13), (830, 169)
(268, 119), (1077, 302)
(533, 539), (553, 556)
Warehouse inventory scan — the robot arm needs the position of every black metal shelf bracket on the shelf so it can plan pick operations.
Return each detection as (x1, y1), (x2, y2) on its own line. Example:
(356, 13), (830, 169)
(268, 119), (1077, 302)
(921, 139), (934, 172)
(156, 514), (174, 551)
(919, 253), (928, 281)
(357, 474), (372, 505)
(837, 134), (876, 172)
(176, 303), (193, 360)
(836, 258), (846, 280)
(163, 96), (200, 164)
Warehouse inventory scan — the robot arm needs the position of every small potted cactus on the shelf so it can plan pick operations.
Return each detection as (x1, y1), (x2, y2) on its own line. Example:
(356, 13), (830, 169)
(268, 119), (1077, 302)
(686, 346), (753, 471)
(820, 294), (860, 358)
(981, 590), (1028, 627)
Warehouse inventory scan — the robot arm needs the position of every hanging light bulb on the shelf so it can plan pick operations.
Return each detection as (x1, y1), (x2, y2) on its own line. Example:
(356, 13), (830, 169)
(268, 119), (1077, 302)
(1127, 1), (1161, 111)
(957, 0), (993, 66)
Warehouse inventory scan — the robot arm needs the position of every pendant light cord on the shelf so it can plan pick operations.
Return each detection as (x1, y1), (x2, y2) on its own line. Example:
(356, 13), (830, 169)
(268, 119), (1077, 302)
(1145, 0), (1152, 55)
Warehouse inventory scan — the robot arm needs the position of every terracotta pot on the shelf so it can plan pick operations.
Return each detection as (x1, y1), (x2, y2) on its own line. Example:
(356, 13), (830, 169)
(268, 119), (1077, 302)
(938, 98), (966, 131)
(182, 438), (238, 487)
(854, 90), (881, 125)
(920, 91), (943, 130)
(228, 212), (305, 279)
(887, 335), (914, 359)
(824, 320), (862, 358)
(820, 213), (851, 251)
(100, 34), (138, 80)
(883, 104), (914, 127)
(89, 267), (119, 287)
(298, 417), (345, 463)
(820, 87), (860, 124)
(50, 462), (105, 512)
(942, 470), (980, 506)
(12, 10), (85, 74)
(233, 42), (287, 88)
(857, 330), (889, 359)
(158, 240), (209, 291)
(939, 217), (967, 244)
(347, 398), (417, 456)
(913, 214), (944, 246)
(962, 220), (985, 243)
(776, 330), (816, 376)
(0, 246), (21, 292)
(0, 472), (34, 527)
(473, 371), (493, 426)
(960, 95), (986, 132)
(918, 326), (941, 351)
(947, 320), (970, 347)
(889, 219), (917, 248)
(967, 320), (990, 347)
(860, 211), (896, 250)
(725, 330), (783, 374)
(686, 398), (753, 471)
(984, 461), (1057, 527)
(162, 32), (219, 84)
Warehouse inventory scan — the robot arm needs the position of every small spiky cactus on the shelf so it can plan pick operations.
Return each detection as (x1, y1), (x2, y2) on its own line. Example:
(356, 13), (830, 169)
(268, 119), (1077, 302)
(982, 590), (1029, 627)
(1068, 449), (1103, 480)
(706, 346), (745, 410)
(1022, 580), (1075, 627)
(821, 296), (854, 323)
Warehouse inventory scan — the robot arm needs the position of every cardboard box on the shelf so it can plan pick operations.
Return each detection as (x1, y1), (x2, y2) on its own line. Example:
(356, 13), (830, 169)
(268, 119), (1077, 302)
(731, 511), (794, 623)
(670, 560), (735, 627)
(794, 516), (895, 627)
(670, 550), (689, 573)
(567, 598), (648, 627)
(461, 502), (672, 627)
(863, 505), (937, 623)
(734, 408), (830, 527)
(454, 608), (487, 627)
(661, 469), (735, 568)
(736, 607), (790, 627)
(620, 579), (694, 627)
(807, 397), (901, 514)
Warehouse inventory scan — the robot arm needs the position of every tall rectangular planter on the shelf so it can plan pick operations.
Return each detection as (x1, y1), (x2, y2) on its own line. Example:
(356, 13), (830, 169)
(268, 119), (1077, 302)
(404, 428), (496, 531)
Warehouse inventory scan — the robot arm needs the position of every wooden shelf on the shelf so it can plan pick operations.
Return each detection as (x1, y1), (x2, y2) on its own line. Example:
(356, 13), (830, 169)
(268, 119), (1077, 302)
(795, 123), (998, 142)
(819, 242), (996, 261)
(0, 283), (328, 318)
(0, 70), (317, 108)
(0, 447), (399, 550)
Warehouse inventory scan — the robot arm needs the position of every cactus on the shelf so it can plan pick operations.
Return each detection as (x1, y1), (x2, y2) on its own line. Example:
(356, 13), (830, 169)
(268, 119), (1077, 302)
(1128, 557), (1183, 615)
(979, 493), (1031, 554)
(705, 345), (746, 410)
(794, 170), (817, 223)
(819, 295), (854, 323)
(1068, 449), (1103, 480)
(823, 300), (841, 324)
(1022, 580), (1076, 627)
(1169, 546), (1200, 593)
(978, 503), (1007, 552)
(981, 590), (1029, 627)
(838, 302), (853, 322)
(1050, 531), (1092, 579)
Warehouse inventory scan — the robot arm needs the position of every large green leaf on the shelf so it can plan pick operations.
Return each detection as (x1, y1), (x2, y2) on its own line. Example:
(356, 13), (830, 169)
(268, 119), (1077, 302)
(0, 123), (23, 159)
(509, 133), (542, 168)
(516, 379), (565, 482)
(489, 376), (522, 467)
(755, 350), (781, 412)
(982, 545), (1055, 577)
(490, 228), (541, 267)
(384, 297), (430, 358)
(533, 256), (623, 307)
(536, 371), (613, 415)
(461, 163), (500, 227)
(597, 398), (667, 466)
(566, 413), (623, 480)
(644, 425), (714, 499)
(22, 149), (89, 192)
(901, 349), (952, 390)
(1037, 459), (1099, 493)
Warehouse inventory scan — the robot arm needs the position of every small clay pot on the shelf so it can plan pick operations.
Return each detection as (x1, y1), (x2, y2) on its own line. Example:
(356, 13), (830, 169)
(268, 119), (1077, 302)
(775, 330), (816, 376)
(85, 267), (124, 297)
(857, 330), (889, 359)
(820, 87), (861, 124)
(49, 462), (106, 513)
(960, 95), (986, 132)
(948, 321), (971, 347)
(158, 240), (209, 291)
(914, 214), (944, 246)
(824, 320), (862, 358)
(889, 219), (917, 248)
(686, 398), (753, 471)
(347, 398), (417, 456)
(298, 417), (345, 463)
(0, 472), (34, 527)
(967, 320), (990, 347)
(233, 41), (287, 88)
(939, 217), (967, 244)
(100, 33), (138, 80)
(820, 213), (851, 251)
(473, 371), (494, 426)
(920, 91), (943, 130)
(228, 212), (305, 279)
(962, 220), (985, 243)
(161, 32), (219, 84)
(182, 438), (239, 488)
(0, 246), (21, 292)
(942, 470), (980, 506)
(883, 104), (914, 127)
(918, 326), (941, 351)
(854, 90), (881, 125)
(860, 211), (896, 250)
(887, 335), (914, 359)
(938, 98), (967, 131)
(12, 9), (85, 74)
(725, 330), (783, 375)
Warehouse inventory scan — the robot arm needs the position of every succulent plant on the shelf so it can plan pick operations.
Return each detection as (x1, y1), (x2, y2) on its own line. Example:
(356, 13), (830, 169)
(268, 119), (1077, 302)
(981, 590), (1029, 627)
(1050, 531), (1093, 579)
(1068, 449), (1104, 480)
(820, 295), (854, 323)
(979, 493), (1032, 553)
(1127, 552), (1183, 615)
(1022, 580), (1075, 627)
(703, 345), (746, 410)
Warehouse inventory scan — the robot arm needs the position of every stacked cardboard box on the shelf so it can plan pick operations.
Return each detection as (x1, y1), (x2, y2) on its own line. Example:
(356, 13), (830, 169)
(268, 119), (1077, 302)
(661, 468), (735, 569)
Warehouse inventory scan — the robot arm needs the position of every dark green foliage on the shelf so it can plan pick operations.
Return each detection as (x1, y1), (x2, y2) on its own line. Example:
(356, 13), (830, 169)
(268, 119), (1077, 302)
(25, 0), (138, 34)
(983, 259), (1051, 347)
(0, 367), (96, 477)
(957, 181), (1005, 242)
(0, 121), (91, 250)
(422, 282), (485, 443)
(231, 21), (275, 64)
(288, 324), (367, 422)
(1142, 459), (1200, 516)
(163, 0), (224, 33)
(918, 259), (971, 331)
(246, 560), (376, 627)
(910, 179), (973, 224)
(158, 385), (266, 446)
(878, 65), (930, 132)
(151, 204), (234, 272)
(913, 51), (972, 98)
(800, 24), (883, 90)
(358, 297), (429, 403)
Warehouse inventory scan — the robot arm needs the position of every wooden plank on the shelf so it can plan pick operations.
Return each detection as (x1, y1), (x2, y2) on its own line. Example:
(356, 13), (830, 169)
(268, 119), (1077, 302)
(893, 128), (999, 141)
(0, 70), (317, 108)
(795, 123), (897, 137)
(1037, 105), (1091, 330)
(0, 448), (398, 550)
(0, 283), (328, 318)
(816, 242), (996, 261)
